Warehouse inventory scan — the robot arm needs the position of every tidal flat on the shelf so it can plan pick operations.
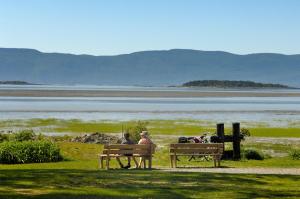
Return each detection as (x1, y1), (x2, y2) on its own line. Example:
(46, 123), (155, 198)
(1, 88), (300, 97)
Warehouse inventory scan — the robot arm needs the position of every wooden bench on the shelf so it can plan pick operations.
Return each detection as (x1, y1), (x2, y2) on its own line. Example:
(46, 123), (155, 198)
(169, 143), (224, 168)
(99, 144), (155, 169)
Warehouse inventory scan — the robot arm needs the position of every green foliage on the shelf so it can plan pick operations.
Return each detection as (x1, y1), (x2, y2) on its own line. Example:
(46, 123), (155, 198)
(240, 128), (251, 140)
(36, 133), (46, 141)
(12, 129), (36, 141)
(0, 140), (63, 164)
(0, 133), (9, 142)
(125, 121), (148, 143)
(242, 149), (265, 160)
(289, 149), (300, 160)
(51, 135), (72, 142)
(1, 130), (47, 143)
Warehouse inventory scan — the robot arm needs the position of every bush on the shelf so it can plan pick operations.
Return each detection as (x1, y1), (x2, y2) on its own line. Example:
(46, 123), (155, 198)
(240, 128), (251, 140)
(125, 121), (148, 143)
(0, 133), (9, 142)
(242, 149), (264, 160)
(36, 133), (47, 141)
(289, 149), (300, 160)
(0, 140), (63, 164)
(13, 129), (36, 141)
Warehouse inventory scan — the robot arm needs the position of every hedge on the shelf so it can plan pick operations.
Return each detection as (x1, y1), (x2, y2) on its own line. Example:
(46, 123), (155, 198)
(0, 140), (63, 164)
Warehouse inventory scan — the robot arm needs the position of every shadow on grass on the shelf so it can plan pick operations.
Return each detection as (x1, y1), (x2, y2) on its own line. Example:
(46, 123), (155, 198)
(173, 166), (232, 168)
(0, 169), (300, 198)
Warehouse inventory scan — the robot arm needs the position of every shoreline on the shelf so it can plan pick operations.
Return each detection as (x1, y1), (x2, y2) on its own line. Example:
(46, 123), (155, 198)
(1, 89), (300, 97)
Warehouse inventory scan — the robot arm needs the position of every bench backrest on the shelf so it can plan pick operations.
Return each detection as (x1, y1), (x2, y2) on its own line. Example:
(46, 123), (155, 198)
(103, 144), (155, 156)
(170, 143), (224, 155)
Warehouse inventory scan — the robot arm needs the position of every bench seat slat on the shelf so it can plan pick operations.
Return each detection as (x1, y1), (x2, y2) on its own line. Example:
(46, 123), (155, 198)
(104, 144), (151, 149)
(103, 151), (150, 156)
(170, 154), (220, 156)
(170, 148), (220, 154)
(103, 149), (150, 154)
(170, 143), (223, 149)
(100, 154), (154, 157)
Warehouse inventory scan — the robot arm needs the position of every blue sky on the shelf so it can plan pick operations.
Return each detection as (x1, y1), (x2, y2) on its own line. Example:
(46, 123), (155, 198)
(0, 0), (299, 55)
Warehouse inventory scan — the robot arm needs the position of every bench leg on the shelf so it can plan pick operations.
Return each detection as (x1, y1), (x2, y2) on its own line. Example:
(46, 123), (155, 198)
(218, 156), (221, 167)
(106, 157), (110, 170)
(170, 155), (174, 168)
(148, 157), (152, 169)
(213, 157), (217, 168)
(174, 155), (177, 168)
(143, 157), (146, 169)
(99, 156), (104, 169)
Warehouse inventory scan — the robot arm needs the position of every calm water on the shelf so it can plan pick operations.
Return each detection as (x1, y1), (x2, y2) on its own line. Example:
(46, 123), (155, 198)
(0, 85), (300, 126)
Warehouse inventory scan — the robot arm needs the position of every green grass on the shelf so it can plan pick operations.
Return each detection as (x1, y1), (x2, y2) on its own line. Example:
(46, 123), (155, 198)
(1, 169), (300, 199)
(1, 118), (300, 137)
(1, 142), (300, 198)
(249, 127), (300, 137)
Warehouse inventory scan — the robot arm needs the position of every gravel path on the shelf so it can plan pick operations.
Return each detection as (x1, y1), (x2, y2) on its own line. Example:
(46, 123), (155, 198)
(162, 168), (300, 175)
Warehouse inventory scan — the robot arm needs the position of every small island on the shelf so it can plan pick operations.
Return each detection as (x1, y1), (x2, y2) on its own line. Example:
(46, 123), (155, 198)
(182, 80), (292, 89)
(0, 81), (34, 85)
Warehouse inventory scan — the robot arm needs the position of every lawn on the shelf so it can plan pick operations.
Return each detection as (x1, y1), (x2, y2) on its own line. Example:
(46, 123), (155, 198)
(249, 127), (300, 137)
(1, 169), (300, 199)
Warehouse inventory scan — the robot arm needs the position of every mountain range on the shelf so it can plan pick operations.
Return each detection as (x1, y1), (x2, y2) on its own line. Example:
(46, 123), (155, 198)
(0, 48), (300, 87)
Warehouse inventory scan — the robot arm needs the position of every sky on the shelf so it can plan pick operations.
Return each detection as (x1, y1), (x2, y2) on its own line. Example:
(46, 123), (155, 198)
(0, 0), (300, 55)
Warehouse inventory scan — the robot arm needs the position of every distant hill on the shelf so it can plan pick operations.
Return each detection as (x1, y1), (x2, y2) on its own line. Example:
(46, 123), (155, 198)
(0, 81), (32, 85)
(182, 80), (291, 88)
(0, 48), (300, 86)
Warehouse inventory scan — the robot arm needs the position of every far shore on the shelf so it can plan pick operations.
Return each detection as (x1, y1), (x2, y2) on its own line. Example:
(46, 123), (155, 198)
(1, 89), (300, 97)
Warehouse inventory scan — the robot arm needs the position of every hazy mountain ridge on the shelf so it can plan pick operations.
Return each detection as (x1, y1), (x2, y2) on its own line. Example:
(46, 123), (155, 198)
(0, 48), (300, 86)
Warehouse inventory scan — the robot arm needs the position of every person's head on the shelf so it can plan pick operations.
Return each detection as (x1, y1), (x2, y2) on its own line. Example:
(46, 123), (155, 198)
(124, 132), (130, 139)
(140, 131), (148, 138)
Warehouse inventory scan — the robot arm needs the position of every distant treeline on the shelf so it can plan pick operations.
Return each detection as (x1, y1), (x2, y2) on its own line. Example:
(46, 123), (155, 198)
(0, 81), (31, 85)
(182, 80), (291, 88)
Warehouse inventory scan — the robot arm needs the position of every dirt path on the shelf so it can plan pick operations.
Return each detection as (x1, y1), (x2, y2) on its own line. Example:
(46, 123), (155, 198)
(162, 168), (300, 175)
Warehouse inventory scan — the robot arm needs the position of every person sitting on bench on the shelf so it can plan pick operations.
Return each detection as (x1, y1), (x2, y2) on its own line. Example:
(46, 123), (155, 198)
(137, 131), (153, 168)
(116, 132), (137, 169)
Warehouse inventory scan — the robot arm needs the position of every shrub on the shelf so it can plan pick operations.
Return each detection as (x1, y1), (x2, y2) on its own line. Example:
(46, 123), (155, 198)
(289, 149), (300, 160)
(36, 133), (46, 141)
(51, 135), (72, 142)
(0, 140), (63, 164)
(240, 128), (251, 140)
(242, 149), (264, 160)
(125, 121), (148, 143)
(13, 129), (36, 141)
(0, 133), (9, 142)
